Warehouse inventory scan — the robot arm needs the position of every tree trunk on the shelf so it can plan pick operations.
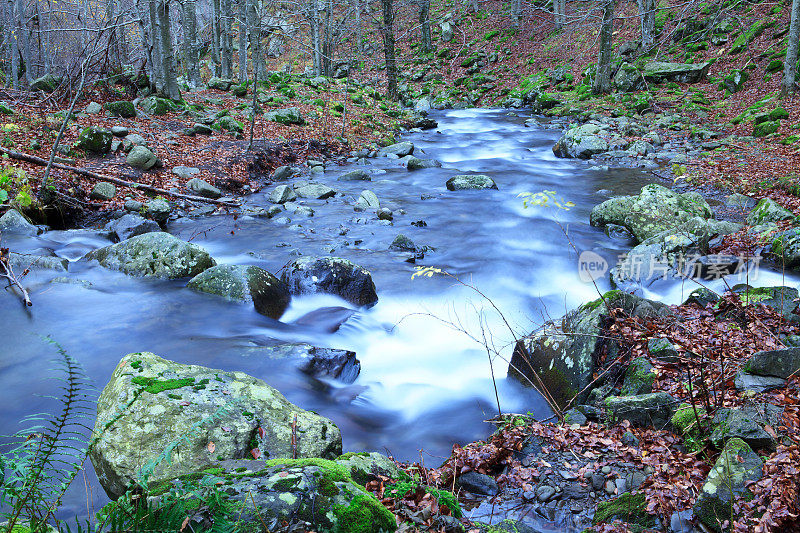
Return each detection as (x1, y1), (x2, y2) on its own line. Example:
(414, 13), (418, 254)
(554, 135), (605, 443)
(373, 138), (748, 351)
(157, 0), (181, 100)
(16, 0), (30, 85)
(182, 0), (201, 87)
(211, 0), (221, 74)
(321, 0), (332, 76)
(221, 0), (233, 78)
(419, 0), (431, 52)
(146, 0), (164, 91)
(379, 0), (398, 99)
(7, 0), (19, 89)
(238, 0), (248, 83)
(638, 0), (655, 50)
(249, 0), (265, 80)
(783, 0), (800, 98)
(593, 0), (614, 94)
(310, 0), (322, 75)
(512, 0), (521, 20)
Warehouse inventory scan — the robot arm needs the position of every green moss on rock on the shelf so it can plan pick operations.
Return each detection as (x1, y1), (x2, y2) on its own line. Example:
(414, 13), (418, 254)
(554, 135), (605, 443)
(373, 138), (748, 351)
(593, 492), (653, 527)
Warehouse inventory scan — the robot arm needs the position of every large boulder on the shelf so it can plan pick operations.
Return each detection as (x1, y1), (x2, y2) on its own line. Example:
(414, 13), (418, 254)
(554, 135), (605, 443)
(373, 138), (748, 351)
(76, 126), (113, 154)
(269, 184), (297, 204)
(30, 73), (62, 92)
(379, 141), (414, 157)
(642, 61), (712, 84)
(0, 209), (38, 236)
(614, 63), (646, 92)
(604, 393), (678, 429)
(709, 405), (781, 450)
(208, 77), (234, 91)
(139, 95), (176, 116)
(295, 183), (336, 199)
(85, 232), (215, 279)
(265, 107), (305, 125)
(186, 178), (222, 199)
(746, 198), (794, 225)
(590, 184), (713, 243)
(770, 228), (800, 267)
(148, 458), (396, 533)
(508, 291), (672, 406)
(90, 352), (342, 498)
(281, 256), (378, 307)
(743, 347), (800, 379)
(553, 124), (609, 159)
(188, 264), (291, 319)
(126, 145), (159, 170)
(446, 174), (498, 190)
(104, 100), (137, 118)
(694, 438), (763, 532)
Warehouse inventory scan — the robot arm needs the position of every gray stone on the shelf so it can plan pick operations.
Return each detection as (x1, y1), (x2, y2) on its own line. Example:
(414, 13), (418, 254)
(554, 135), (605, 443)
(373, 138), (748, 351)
(269, 185), (297, 204)
(670, 509), (694, 533)
(648, 337), (680, 363)
(265, 107), (304, 125)
(110, 126), (129, 137)
(746, 198), (794, 225)
(694, 438), (762, 532)
(379, 141), (414, 157)
(377, 208), (393, 221)
(207, 77), (234, 91)
(172, 165), (200, 180)
(614, 63), (645, 92)
(335, 451), (401, 485)
(295, 183), (336, 199)
(122, 133), (147, 152)
(563, 408), (588, 425)
(126, 145), (158, 170)
(0, 209), (38, 235)
(709, 406), (778, 450)
(145, 199), (172, 223)
(281, 256), (378, 307)
(407, 157), (442, 170)
(272, 165), (294, 180)
(339, 169), (371, 181)
(734, 372), (786, 393)
(186, 178), (222, 199)
(90, 182), (116, 201)
(605, 392), (678, 429)
(124, 200), (143, 212)
(389, 234), (416, 252)
(188, 264), (291, 319)
(30, 73), (61, 92)
(744, 347), (800, 378)
(89, 352), (342, 498)
(294, 206), (314, 217)
(85, 232), (214, 279)
(553, 124), (609, 159)
(357, 190), (380, 208)
(620, 357), (655, 396)
(7, 253), (68, 272)
(536, 484), (556, 502)
(77, 126), (113, 153)
(106, 214), (160, 241)
(85, 101), (102, 114)
(457, 471), (499, 496)
(642, 61), (712, 84)
(446, 174), (497, 190)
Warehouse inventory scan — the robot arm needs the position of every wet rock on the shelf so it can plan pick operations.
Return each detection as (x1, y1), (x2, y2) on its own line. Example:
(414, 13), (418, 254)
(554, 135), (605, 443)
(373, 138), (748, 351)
(536, 484), (557, 502)
(734, 372), (786, 393)
(593, 492), (653, 529)
(377, 208), (393, 221)
(389, 234), (416, 252)
(85, 232), (214, 279)
(186, 178), (222, 199)
(281, 256), (378, 307)
(457, 471), (499, 496)
(379, 141), (414, 157)
(407, 157), (442, 170)
(335, 451), (401, 485)
(7, 253), (68, 272)
(694, 438), (762, 532)
(446, 174), (497, 190)
(90, 352), (342, 499)
(509, 291), (671, 405)
(563, 408), (587, 425)
(105, 214), (160, 242)
(172, 165), (200, 180)
(744, 347), (800, 378)
(553, 124), (609, 159)
(0, 209), (38, 235)
(709, 406), (779, 450)
(605, 392), (678, 429)
(188, 264), (291, 319)
(670, 509), (694, 533)
(357, 190), (380, 208)
(295, 183), (336, 199)
(621, 432), (640, 447)
(145, 199), (172, 223)
(339, 169), (371, 181)
(298, 347), (361, 383)
(272, 165), (295, 180)
(648, 337), (680, 363)
(269, 184), (297, 204)
(620, 357), (655, 396)
(89, 182), (116, 201)
(682, 287), (719, 308)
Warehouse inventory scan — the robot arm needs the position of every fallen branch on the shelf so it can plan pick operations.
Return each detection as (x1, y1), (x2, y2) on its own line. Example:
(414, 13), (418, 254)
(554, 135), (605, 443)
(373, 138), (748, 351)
(0, 244), (32, 306)
(0, 147), (240, 208)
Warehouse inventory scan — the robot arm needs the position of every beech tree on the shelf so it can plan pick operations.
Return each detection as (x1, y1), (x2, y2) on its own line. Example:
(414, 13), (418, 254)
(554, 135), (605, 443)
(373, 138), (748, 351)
(380, 0), (398, 99)
(783, 0), (800, 97)
(638, 0), (655, 49)
(593, 0), (615, 94)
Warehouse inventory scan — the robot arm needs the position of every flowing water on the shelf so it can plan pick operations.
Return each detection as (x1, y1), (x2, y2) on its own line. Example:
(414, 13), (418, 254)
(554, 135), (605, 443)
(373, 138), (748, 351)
(5, 109), (787, 530)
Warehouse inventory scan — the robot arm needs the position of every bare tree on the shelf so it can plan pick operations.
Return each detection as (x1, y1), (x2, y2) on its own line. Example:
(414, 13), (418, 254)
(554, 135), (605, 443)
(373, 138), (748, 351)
(418, 0), (432, 52)
(638, 0), (655, 49)
(157, 0), (181, 99)
(783, 0), (800, 98)
(182, 0), (201, 87)
(593, 0), (615, 94)
(379, 0), (398, 99)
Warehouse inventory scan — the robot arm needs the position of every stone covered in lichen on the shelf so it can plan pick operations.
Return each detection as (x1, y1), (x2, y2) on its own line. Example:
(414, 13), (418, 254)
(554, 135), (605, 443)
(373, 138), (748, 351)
(590, 183), (713, 243)
(90, 352), (342, 498)
(150, 458), (396, 533)
(693, 438), (763, 532)
(187, 264), (291, 319)
(620, 357), (655, 396)
(336, 452), (401, 485)
(85, 232), (215, 279)
(605, 392), (678, 428)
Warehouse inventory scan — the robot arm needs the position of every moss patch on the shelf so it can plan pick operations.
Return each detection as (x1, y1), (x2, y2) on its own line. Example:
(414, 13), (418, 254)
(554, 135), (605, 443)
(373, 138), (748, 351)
(130, 376), (195, 394)
(334, 493), (397, 533)
(593, 492), (652, 527)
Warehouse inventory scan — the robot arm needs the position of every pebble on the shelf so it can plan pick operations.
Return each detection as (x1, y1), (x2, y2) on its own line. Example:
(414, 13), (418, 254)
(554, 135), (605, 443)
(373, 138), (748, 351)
(604, 480), (616, 495)
(615, 478), (627, 494)
(601, 465), (612, 474)
(536, 485), (556, 502)
(590, 474), (605, 491)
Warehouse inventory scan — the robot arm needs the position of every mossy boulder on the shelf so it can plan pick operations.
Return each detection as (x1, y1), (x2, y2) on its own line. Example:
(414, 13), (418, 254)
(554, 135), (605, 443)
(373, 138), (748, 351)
(76, 126), (113, 153)
(281, 256), (378, 307)
(620, 357), (655, 396)
(508, 292), (672, 406)
(642, 61), (712, 84)
(605, 392), (678, 429)
(720, 69), (749, 93)
(770, 229), (800, 267)
(90, 352), (343, 499)
(592, 492), (653, 528)
(671, 402), (706, 451)
(709, 405), (779, 450)
(747, 198), (794, 225)
(648, 337), (680, 363)
(216, 115), (244, 133)
(553, 123), (609, 159)
(335, 452), (401, 485)
(85, 232), (215, 279)
(139, 95), (177, 116)
(30, 73), (62, 92)
(445, 174), (498, 190)
(590, 184), (713, 243)
(743, 347), (800, 379)
(753, 120), (779, 137)
(265, 107), (305, 125)
(104, 100), (137, 118)
(694, 438), (763, 532)
(614, 63), (645, 92)
(208, 77), (234, 91)
(232, 84), (248, 97)
(188, 264), (291, 319)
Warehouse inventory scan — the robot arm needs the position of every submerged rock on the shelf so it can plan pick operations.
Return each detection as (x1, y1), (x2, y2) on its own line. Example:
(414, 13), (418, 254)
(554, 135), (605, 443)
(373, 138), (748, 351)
(85, 232), (215, 279)
(90, 352), (342, 499)
(281, 256), (378, 307)
(445, 174), (497, 190)
(188, 264), (291, 319)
